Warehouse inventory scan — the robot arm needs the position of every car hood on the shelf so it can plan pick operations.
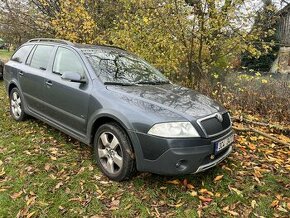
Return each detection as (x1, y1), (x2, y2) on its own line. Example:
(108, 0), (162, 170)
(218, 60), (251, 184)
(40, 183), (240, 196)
(106, 83), (225, 120)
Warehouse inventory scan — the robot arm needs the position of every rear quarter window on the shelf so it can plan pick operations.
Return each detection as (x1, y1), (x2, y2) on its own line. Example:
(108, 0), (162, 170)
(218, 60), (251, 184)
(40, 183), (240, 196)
(11, 45), (34, 63)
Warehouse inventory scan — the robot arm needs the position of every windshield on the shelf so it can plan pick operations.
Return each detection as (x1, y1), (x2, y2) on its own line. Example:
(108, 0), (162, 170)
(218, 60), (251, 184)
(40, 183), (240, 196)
(82, 48), (169, 85)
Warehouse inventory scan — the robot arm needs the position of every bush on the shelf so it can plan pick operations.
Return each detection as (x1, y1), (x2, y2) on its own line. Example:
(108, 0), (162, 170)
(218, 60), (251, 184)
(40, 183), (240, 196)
(183, 72), (290, 124)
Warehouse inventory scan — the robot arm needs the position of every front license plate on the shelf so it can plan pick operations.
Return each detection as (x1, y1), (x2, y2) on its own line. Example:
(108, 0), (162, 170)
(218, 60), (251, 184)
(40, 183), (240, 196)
(215, 134), (234, 154)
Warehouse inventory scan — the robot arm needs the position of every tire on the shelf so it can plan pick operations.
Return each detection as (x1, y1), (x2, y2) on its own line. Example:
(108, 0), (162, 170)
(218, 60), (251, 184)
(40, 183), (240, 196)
(0, 65), (3, 80)
(93, 123), (136, 181)
(9, 87), (27, 121)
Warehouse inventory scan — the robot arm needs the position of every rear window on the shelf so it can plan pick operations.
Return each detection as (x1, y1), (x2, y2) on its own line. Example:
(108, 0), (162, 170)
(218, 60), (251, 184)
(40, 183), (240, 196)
(30, 45), (54, 70)
(11, 45), (33, 63)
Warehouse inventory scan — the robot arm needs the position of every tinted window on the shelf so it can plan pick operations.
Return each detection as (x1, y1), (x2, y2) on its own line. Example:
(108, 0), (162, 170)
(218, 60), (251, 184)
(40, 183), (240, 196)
(53, 47), (85, 76)
(30, 45), (54, 70)
(11, 45), (33, 63)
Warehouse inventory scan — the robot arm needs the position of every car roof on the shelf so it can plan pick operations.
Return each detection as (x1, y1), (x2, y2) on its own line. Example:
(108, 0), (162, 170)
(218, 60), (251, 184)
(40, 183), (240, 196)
(25, 38), (126, 52)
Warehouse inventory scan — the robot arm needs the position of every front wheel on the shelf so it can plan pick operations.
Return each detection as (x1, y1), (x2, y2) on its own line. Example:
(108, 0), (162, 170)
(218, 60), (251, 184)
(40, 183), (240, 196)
(9, 87), (27, 121)
(93, 123), (136, 181)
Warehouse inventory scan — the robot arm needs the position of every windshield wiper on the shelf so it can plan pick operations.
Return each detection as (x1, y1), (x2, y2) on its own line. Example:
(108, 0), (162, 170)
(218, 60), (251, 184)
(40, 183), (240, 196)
(135, 80), (170, 85)
(104, 81), (135, 86)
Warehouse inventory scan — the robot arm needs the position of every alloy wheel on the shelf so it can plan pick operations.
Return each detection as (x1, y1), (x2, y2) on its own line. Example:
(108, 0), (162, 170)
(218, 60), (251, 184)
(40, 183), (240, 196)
(97, 132), (123, 175)
(11, 91), (22, 119)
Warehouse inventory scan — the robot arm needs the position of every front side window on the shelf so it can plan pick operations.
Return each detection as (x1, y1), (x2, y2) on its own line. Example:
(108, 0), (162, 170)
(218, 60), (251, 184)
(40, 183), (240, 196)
(53, 47), (85, 76)
(11, 45), (34, 63)
(30, 45), (54, 70)
(82, 48), (169, 85)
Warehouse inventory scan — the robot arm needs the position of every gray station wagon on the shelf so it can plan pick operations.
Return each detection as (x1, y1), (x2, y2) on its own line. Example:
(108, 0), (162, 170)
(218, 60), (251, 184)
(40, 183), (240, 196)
(4, 38), (234, 181)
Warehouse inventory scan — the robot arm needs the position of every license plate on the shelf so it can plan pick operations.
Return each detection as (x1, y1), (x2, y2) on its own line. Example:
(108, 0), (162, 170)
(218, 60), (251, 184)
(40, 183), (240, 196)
(215, 134), (234, 154)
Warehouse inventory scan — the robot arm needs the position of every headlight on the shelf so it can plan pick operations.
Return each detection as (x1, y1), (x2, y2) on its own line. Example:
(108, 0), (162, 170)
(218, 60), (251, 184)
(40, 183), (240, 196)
(147, 122), (200, 138)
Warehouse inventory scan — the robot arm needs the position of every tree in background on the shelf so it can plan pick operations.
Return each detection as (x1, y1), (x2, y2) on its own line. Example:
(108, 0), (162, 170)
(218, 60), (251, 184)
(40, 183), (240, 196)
(0, 0), (51, 46)
(0, 0), (278, 86)
(108, 0), (275, 86)
(241, 0), (279, 72)
(50, 0), (96, 43)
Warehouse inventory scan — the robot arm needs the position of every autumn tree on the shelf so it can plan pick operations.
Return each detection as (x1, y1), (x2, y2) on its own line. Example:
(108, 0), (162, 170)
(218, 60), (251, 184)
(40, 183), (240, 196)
(108, 0), (275, 86)
(0, 0), (50, 46)
(241, 0), (279, 71)
(1, 0), (278, 86)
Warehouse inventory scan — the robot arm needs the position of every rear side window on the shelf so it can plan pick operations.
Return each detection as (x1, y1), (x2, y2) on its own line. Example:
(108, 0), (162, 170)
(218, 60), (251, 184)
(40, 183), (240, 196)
(30, 45), (54, 70)
(11, 45), (33, 63)
(53, 47), (85, 76)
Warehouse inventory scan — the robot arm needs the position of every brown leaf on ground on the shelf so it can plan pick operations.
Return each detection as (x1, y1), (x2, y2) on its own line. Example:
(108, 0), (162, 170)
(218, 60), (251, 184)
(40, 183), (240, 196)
(198, 196), (213, 203)
(190, 191), (198, 197)
(214, 175), (224, 182)
(270, 200), (279, 208)
(186, 184), (195, 190)
(109, 199), (120, 210)
(11, 191), (23, 200)
(166, 179), (180, 185)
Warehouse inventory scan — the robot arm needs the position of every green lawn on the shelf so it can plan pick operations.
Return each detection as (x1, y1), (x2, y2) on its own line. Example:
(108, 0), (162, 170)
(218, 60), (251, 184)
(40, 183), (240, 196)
(0, 82), (289, 217)
(0, 49), (13, 62)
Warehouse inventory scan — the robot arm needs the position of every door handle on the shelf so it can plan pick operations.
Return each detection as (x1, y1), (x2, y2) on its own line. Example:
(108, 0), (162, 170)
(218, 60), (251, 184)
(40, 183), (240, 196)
(46, 81), (53, 86)
(19, 71), (24, 76)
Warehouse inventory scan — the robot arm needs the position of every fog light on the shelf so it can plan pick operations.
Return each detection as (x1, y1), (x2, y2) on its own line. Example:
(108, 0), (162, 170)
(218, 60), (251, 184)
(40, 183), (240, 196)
(210, 154), (215, 160)
(175, 160), (187, 171)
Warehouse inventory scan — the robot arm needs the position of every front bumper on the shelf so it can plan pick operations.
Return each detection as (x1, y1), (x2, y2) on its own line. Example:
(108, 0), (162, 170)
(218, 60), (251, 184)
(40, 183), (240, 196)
(134, 130), (233, 175)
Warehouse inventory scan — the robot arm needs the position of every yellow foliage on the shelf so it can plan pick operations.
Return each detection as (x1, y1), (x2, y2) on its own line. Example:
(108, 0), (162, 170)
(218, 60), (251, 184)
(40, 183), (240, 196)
(50, 0), (97, 43)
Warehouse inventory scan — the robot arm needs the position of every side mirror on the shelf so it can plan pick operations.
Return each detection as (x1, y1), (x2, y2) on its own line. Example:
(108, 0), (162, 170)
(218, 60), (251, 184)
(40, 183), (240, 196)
(61, 71), (86, 83)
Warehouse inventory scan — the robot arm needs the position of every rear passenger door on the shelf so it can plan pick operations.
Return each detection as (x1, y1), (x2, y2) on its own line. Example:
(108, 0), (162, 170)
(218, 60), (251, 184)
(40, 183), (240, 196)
(19, 45), (54, 114)
(43, 46), (90, 137)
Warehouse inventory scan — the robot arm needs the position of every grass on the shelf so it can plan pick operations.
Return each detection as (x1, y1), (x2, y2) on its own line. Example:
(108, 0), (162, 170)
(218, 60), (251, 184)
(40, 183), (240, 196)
(0, 85), (289, 215)
(0, 49), (13, 62)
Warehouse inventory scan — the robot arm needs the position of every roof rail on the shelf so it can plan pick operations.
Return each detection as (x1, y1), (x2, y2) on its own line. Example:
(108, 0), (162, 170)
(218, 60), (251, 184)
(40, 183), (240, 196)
(27, 38), (74, 46)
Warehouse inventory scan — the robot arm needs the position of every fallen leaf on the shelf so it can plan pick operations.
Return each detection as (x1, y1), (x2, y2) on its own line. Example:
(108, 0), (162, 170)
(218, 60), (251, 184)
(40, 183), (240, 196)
(277, 206), (288, 213)
(44, 164), (51, 171)
(229, 186), (243, 196)
(287, 202), (290, 210)
(251, 200), (257, 208)
(26, 196), (36, 206)
(187, 184), (194, 190)
(0, 168), (5, 176)
(198, 196), (213, 203)
(55, 182), (63, 190)
(199, 188), (214, 196)
(190, 191), (198, 197)
(11, 191), (23, 200)
(109, 199), (120, 210)
(166, 179), (180, 185)
(124, 204), (132, 210)
(27, 211), (36, 218)
(183, 179), (188, 186)
(215, 192), (221, 198)
(270, 200), (279, 207)
(50, 156), (57, 160)
(248, 143), (256, 150)
(214, 175), (224, 182)
(174, 202), (184, 208)
(228, 210), (239, 216)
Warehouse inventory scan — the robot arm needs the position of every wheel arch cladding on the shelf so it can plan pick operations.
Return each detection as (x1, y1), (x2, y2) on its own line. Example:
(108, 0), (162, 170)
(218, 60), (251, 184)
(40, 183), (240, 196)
(8, 83), (17, 94)
(90, 116), (136, 160)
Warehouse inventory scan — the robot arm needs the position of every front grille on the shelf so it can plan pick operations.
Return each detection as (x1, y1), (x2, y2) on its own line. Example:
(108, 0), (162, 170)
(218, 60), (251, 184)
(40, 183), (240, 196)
(198, 112), (231, 137)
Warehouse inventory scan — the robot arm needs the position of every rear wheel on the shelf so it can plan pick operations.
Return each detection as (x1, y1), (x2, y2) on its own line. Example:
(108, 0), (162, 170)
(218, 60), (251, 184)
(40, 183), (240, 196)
(93, 123), (135, 181)
(9, 87), (27, 121)
(0, 64), (3, 80)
